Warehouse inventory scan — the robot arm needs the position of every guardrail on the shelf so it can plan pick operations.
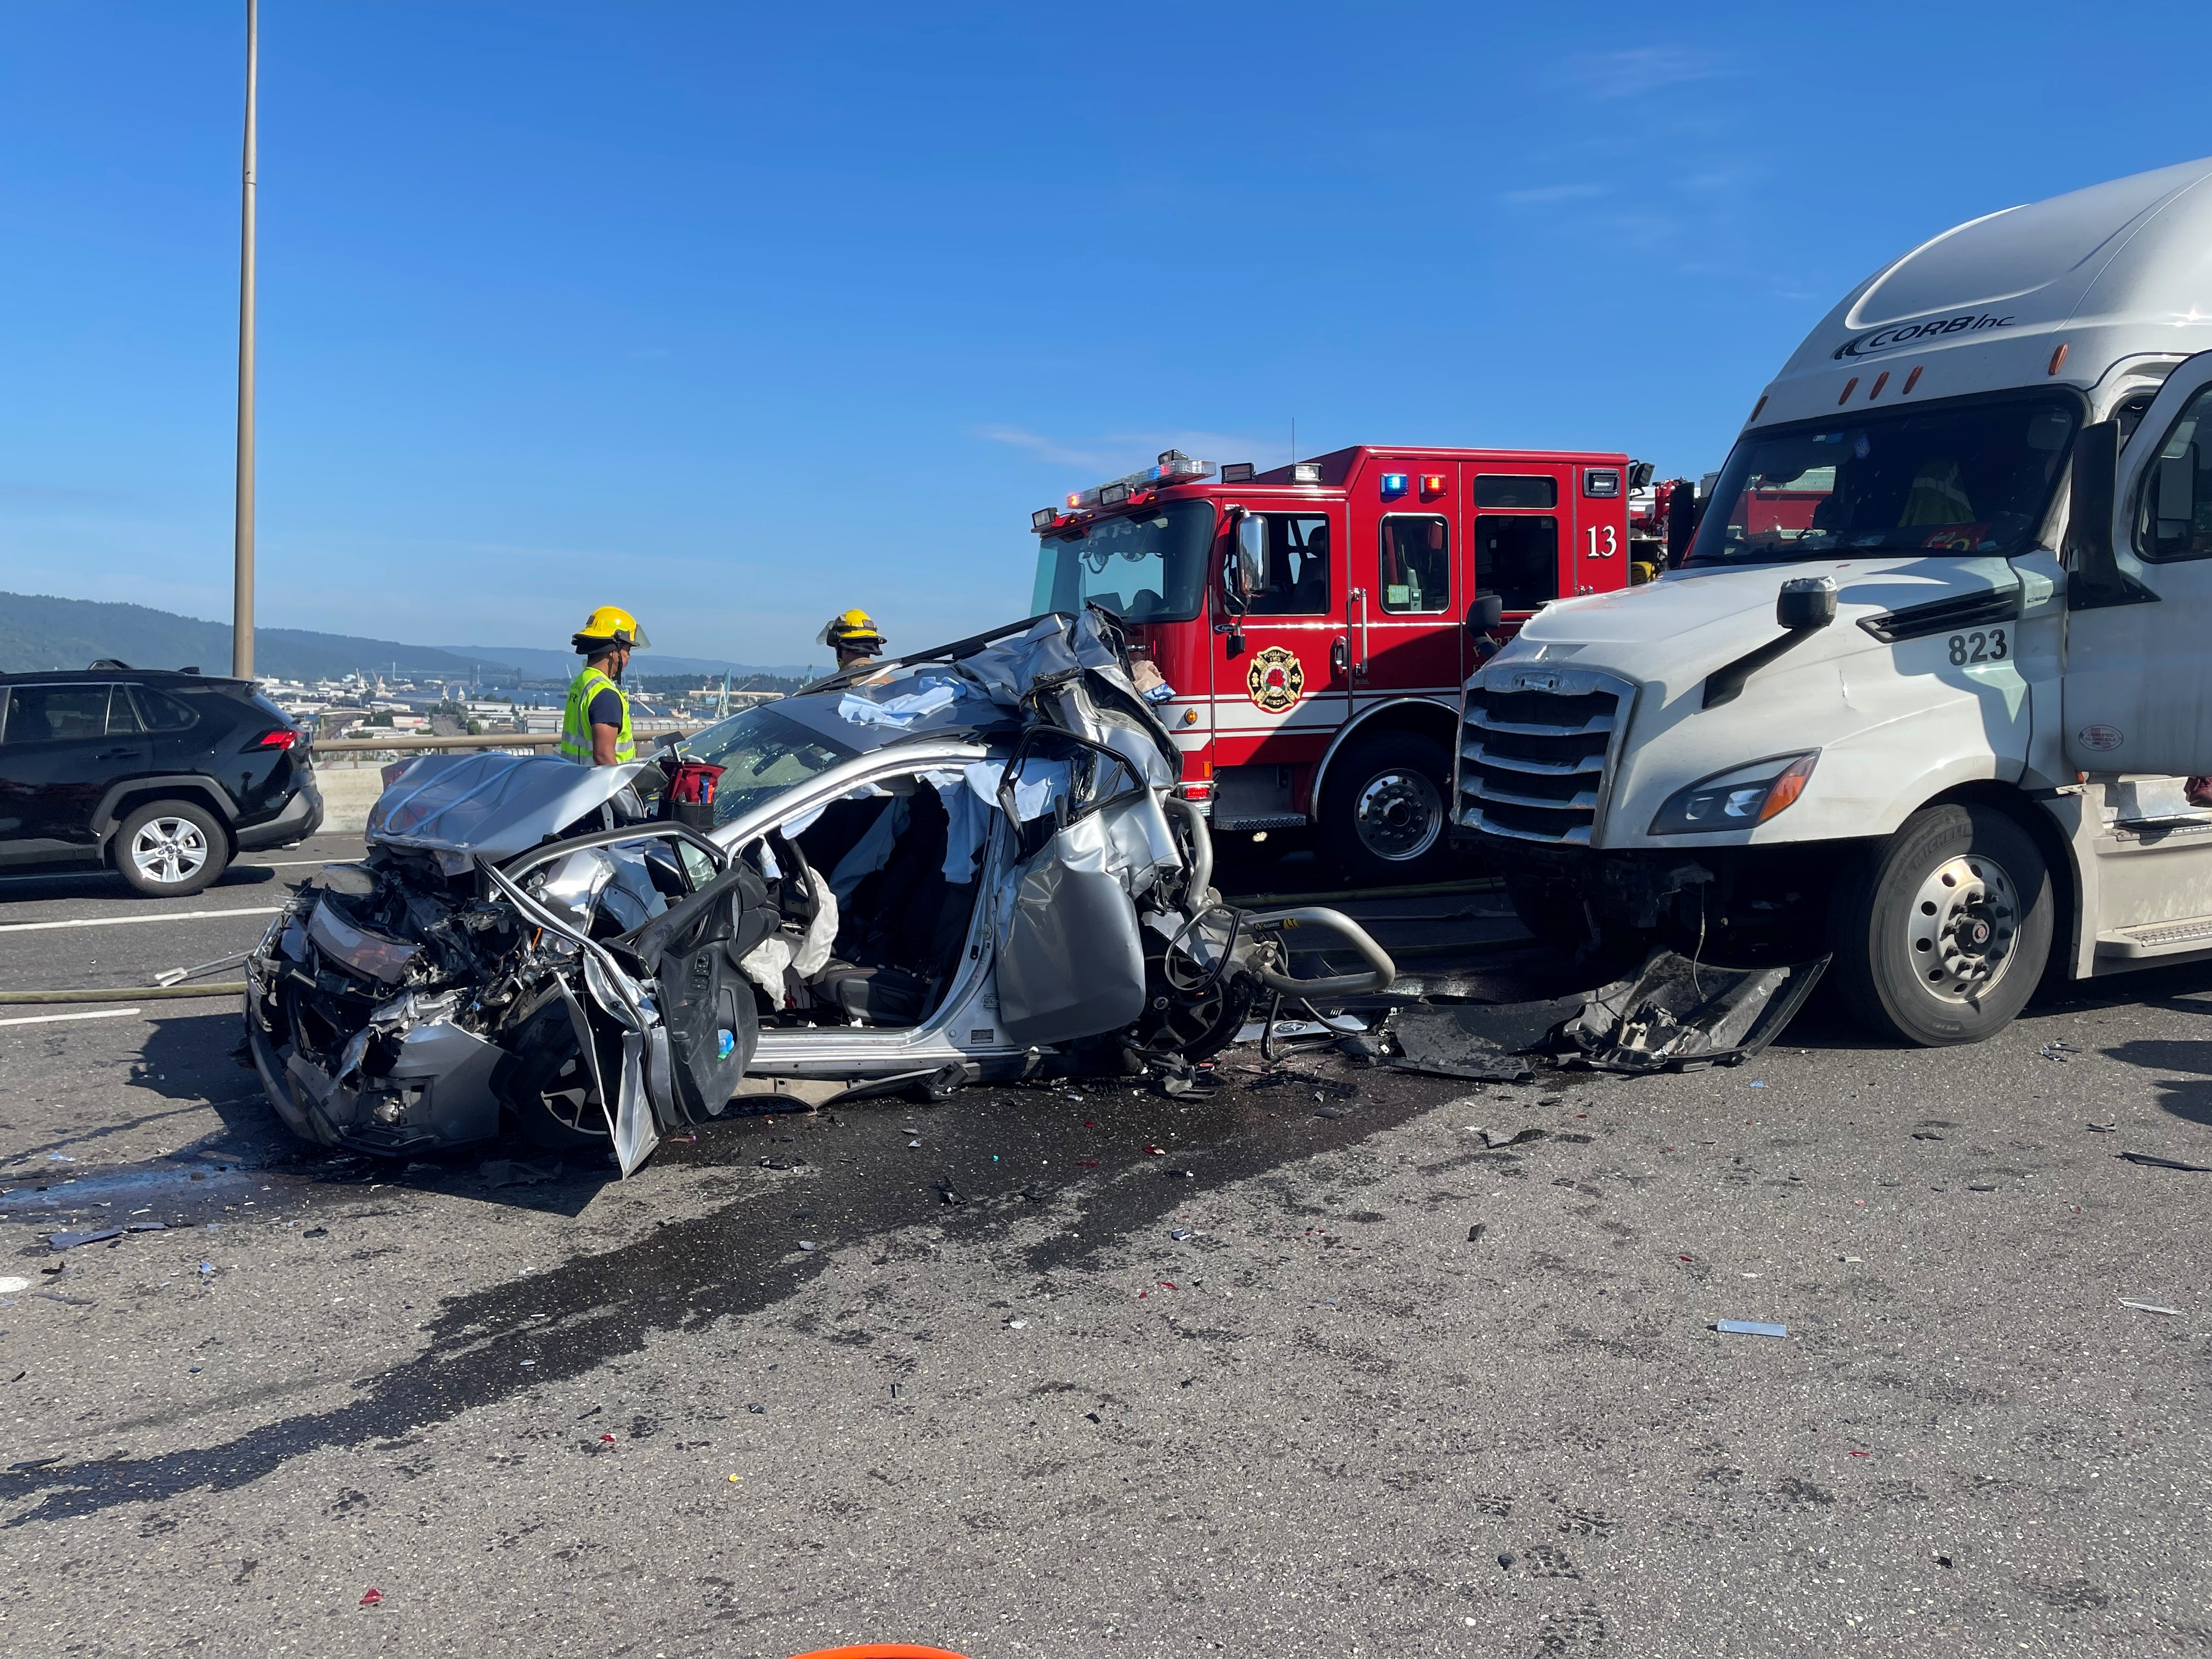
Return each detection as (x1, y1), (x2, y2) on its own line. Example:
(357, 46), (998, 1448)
(308, 727), (708, 757)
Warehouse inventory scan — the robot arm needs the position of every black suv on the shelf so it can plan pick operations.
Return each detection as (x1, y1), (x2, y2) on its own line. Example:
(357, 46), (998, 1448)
(0, 665), (323, 896)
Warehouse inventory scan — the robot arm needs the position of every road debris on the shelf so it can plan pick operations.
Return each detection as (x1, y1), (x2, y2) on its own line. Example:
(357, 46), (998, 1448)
(1559, 952), (1828, 1072)
(2118, 1152), (2212, 1173)
(1714, 1319), (1788, 1338)
(1385, 996), (1582, 1082)
(2039, 1040), (2083, 1061)
(2119, 1299), (2185, 1316)
(359, 1588), (383, 1607)
(46, 1228), (124, 1251)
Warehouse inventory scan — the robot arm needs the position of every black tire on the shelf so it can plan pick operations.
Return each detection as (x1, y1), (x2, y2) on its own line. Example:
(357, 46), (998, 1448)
(1503, 872), (1589, 952)
(1317, 732), (1455, 886)
(112, 800), (229, 898)
(499, 1002), (611, 1148)
(1829, 803), (2053, 1047)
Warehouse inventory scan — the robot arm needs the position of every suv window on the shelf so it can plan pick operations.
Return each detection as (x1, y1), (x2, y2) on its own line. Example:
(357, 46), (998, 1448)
(1380, 516), (1450, 614)
(107, 688), (145, 735)
(131, 686), (200, 732)
(1246, 514), (1331, 616)
(3, 684), (114, 744)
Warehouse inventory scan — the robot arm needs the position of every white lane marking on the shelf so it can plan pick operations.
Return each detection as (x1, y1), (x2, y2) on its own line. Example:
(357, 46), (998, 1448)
(0, 906), (280, 934)
(0, 1007), (143, 1028)
(238, 857), (348, 867)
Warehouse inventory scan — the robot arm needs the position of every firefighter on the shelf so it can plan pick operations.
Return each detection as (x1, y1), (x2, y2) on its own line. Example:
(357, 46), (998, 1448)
(560, 605), (650, 766)
(819, 608), (887, 672)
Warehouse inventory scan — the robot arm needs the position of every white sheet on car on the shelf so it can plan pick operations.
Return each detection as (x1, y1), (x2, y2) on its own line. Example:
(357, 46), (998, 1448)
(919, 761), (1064, 884)
(837, 680), (959, 730)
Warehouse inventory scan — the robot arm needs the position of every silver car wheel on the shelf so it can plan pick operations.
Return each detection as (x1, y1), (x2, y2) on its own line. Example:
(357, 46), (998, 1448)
(130, 817), (211, 887)
(1353, 768), (1443, 863)
(1906, 851), (2020, 1002)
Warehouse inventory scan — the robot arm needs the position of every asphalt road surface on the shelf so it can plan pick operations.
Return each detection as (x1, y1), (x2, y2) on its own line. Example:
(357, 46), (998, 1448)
(1, 835), (2208, 1657)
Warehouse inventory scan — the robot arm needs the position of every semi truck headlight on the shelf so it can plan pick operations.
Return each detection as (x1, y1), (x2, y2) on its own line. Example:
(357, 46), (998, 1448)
(1649, 753), (1818, 835)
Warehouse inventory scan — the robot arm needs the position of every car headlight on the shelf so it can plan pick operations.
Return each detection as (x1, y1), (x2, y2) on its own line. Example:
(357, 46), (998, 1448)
(1648, 753), (1818, 836)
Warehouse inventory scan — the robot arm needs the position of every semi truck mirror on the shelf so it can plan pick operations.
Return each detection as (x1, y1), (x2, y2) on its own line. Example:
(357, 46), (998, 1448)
(2063, 419), (2156, 610)
(2064, 417), (2119, 579)
(1468, 594), (1504, 631)
(1666, 481), (1700, 566)
(1775, 577), (1836, 631)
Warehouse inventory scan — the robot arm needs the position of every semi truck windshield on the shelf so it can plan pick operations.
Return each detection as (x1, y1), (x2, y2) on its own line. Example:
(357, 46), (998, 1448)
(1689, 394), (2078, 566)
(1031, 501), (1214, 623)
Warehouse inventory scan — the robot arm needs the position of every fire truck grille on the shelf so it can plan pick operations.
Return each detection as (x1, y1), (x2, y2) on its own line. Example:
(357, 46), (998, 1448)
(1457, 675), (1630, 847)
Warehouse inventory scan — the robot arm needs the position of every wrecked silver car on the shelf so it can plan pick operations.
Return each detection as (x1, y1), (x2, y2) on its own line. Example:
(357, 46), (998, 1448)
(246, 612), (1395, 1174)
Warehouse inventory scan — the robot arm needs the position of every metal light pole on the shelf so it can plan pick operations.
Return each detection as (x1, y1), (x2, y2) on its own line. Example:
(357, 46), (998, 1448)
(231, 0), (258, 679)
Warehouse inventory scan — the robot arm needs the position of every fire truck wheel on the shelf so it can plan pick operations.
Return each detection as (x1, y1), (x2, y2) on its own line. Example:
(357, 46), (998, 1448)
(1319, 732), (1454, 885)
(1829, 803), (2053, 1047)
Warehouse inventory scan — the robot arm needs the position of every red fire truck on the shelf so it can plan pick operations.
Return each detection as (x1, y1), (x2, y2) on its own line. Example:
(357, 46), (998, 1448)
(1028, 446), (1678, 882)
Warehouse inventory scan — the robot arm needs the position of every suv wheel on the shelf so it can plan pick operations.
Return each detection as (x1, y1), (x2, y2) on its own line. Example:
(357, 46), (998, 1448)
(1318, 732), (1456, 885)
(114, 800), (229, 898)
(1829, 803), (2053, 1046)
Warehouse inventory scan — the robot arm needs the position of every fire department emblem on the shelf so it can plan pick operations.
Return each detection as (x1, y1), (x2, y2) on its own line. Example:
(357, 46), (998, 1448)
(1246, 646), (1305, 713)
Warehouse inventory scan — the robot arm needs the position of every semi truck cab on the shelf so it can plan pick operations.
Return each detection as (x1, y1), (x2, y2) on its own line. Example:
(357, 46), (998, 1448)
(1457, 155), (2212, 1045)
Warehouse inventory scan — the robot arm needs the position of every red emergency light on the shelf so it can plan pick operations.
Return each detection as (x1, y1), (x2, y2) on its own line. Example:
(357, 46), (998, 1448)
(1420, 473), (1446, 497)
(1063, 450), (1216, 512)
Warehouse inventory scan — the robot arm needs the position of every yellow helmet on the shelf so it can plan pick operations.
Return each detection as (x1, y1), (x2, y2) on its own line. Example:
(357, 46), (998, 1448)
(573, 605), (651, 654)
(819, 608), (885, 651)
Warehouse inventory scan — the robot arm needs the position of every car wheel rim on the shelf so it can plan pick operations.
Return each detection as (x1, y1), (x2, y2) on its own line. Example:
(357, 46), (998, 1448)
(1906, 852), (2021, 1003)
(131, 818), (209, 885)
(1353, 768), (1442, 862)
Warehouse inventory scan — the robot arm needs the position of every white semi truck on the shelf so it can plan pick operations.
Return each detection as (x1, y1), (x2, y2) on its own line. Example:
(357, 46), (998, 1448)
(1455, 156), (2212, 1046)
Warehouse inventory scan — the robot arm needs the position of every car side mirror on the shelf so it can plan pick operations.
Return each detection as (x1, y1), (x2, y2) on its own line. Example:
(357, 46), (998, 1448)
(1467, 594), (1504, 631)
(1776, 576), (1836, 631)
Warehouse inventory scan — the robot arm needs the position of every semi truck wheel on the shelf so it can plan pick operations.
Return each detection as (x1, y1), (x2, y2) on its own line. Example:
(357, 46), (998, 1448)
(1830, 803), (2052, 1047)
(1319, 732), (1454, 885)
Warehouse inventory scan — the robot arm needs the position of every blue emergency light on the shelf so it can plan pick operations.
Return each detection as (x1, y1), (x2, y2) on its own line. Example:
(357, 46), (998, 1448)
(1381, 472), (1409, 495)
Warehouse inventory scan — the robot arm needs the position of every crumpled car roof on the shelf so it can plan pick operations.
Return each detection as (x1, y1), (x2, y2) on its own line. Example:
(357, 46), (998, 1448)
(770, 610), (1178, 778)
(366, 753), (654, 859)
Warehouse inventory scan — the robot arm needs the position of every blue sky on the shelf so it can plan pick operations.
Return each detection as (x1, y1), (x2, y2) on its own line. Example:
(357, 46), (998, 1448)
(4, 2), (2210, 667)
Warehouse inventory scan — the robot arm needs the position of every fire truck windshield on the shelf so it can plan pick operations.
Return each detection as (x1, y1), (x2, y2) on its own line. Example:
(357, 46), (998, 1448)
(1688, 393), (2078, 565)
(1030, 501), (1215, 623)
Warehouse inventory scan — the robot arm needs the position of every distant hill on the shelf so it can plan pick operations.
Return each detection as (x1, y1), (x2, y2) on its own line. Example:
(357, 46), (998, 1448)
(441, 644), (820, 681)
(0, 592), (522, 682)
(0, 591), (816, 685)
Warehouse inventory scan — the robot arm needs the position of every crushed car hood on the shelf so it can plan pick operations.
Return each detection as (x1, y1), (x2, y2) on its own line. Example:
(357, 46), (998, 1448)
(366, 754), (656, 860)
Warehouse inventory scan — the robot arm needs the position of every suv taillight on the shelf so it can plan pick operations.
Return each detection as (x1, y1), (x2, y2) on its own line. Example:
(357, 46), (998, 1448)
(251, 729), (298, 751)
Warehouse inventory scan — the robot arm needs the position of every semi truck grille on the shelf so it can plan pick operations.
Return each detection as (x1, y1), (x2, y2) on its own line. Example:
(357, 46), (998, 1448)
(1457, 668), (1634, 846)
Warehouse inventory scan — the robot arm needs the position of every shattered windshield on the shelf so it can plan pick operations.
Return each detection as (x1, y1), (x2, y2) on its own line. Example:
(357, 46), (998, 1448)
(678, 704), (856, 826)
(1689, 393), (2079, 565)
(1031, 500), (1214, 622)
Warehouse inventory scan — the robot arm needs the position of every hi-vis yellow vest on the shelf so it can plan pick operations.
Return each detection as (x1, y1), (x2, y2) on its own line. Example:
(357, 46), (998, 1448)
(559, 665), (634, 763)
